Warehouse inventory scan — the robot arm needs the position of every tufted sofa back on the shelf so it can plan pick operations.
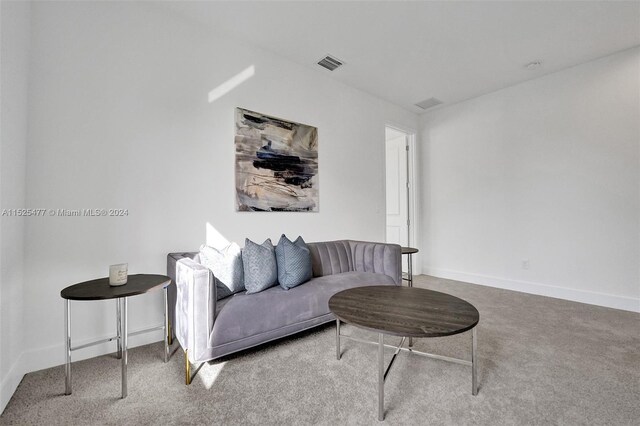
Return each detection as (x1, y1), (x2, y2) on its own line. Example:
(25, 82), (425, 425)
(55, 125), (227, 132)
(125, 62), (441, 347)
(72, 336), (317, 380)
(307, 240), (402, 285)
(307, 240), (353, 276)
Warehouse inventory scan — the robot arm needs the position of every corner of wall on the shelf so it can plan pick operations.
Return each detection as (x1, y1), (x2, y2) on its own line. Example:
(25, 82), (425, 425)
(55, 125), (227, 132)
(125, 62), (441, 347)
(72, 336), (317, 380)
(0, 0), (31, 414)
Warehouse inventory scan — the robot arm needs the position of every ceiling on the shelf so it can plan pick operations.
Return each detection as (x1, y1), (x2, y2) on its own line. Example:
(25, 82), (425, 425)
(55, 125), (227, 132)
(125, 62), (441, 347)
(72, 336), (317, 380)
(163, 1), (640, 114)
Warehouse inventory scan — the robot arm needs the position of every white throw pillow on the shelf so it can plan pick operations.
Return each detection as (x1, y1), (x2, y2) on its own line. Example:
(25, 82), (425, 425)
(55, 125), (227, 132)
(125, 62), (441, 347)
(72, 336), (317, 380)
(199, 242), (244, 299)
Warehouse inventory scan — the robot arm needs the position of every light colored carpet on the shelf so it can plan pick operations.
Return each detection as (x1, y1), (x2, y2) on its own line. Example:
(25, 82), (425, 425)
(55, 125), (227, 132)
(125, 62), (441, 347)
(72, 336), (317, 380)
(2, 275), (639, 425)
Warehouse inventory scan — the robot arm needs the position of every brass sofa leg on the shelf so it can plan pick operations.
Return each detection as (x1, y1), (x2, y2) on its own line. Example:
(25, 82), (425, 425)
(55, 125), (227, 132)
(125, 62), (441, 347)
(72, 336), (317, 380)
(185, 349), (191, 385)
(168, 322), (173, 346)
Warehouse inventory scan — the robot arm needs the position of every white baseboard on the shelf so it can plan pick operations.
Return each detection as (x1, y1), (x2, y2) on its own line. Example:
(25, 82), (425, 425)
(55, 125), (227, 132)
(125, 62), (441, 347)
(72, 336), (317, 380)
(1, 354), (25, 415)
(1, 323), (165, 415)
(423, 267), (640, 313)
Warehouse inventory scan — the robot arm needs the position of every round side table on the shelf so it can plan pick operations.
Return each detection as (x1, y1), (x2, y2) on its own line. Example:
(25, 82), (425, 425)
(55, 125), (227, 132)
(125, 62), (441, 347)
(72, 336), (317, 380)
(401, 246), (419, 287)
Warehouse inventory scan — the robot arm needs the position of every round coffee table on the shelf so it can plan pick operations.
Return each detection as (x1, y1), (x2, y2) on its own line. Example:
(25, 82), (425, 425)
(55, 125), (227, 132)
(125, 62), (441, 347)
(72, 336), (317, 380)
(329, 285), (480, 421)
(61, 274), (172, 398)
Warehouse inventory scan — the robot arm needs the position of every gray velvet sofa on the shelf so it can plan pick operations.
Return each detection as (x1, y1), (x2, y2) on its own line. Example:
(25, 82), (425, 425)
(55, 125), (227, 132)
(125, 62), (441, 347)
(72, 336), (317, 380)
(167, 240), (401, 383)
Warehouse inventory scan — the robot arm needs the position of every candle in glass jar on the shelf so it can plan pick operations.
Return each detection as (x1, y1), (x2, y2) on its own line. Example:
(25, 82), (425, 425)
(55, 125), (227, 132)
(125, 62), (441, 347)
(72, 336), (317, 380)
(109, 263), (128, 286)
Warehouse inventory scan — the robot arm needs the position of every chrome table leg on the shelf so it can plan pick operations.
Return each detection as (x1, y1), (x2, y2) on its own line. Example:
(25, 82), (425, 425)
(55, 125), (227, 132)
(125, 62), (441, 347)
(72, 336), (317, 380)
(116, 299), (122, 359)
(336, 319), (341, 360)
(472, 327), (478, 396)
(64, 299), (71, 395)
(378, 333), (384, 421)
(121, 297), (128, 398)
(164, 287), (169, 363)
(408, 254), (413, 348)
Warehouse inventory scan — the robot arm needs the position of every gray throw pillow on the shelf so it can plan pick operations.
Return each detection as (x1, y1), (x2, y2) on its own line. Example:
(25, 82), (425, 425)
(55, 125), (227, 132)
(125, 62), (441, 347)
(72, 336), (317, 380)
(199, 243), (244, 300)
(243, 238), (278, 294)
(275, 234), (312, 290)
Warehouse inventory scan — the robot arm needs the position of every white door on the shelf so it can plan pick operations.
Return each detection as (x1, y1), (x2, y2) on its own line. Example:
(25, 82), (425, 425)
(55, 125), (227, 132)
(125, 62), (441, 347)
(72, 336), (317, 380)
(385, 128), (409, 272)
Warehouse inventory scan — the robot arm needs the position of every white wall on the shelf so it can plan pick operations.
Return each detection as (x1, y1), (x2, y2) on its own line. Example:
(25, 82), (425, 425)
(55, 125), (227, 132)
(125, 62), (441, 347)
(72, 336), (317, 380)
(0, 0), (30, 413)
(420, 48), (640, 312)
(20, 1), (416, 378)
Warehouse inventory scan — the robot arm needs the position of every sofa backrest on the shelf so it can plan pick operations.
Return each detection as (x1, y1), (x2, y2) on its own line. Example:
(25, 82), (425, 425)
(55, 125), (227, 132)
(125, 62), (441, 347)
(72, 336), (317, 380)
(168, 240), (402, 288)
(308, 240), (353, 277)
(307, 240), (402, 285)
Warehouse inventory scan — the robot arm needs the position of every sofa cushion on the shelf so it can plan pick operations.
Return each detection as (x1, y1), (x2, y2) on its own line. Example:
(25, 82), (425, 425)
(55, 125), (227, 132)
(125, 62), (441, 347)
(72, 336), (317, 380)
(242, 238), (278, 294)
(199, 243), (244, 300)
(275, 235), (312, 290)
(209, 271), (396, 347)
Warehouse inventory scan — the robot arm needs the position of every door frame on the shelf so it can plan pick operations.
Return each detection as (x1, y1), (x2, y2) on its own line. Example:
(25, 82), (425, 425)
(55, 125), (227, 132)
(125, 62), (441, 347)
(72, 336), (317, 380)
(384, 123), (420, 275)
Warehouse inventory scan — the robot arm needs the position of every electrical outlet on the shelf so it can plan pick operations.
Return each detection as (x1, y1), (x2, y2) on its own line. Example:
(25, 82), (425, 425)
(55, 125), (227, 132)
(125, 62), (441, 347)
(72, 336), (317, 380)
(522, 259), (530, 270)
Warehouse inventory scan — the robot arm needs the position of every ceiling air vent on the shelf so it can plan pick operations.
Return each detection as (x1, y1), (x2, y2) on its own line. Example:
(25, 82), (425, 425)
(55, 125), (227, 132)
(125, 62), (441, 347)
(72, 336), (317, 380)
(317, 55), (344, 71)
(415, 97), (443, 110)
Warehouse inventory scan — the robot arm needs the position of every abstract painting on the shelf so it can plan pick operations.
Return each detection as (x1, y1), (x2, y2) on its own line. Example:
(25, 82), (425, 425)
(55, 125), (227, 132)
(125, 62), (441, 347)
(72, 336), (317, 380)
(235, 108), (318, 212)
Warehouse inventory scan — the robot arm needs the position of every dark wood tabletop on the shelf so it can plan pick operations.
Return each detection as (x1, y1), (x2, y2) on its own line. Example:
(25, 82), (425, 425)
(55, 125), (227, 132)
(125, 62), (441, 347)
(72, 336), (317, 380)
(401, 247), (419, 255)
(60, 274), (171, 301)
(329, 286), (479, 338)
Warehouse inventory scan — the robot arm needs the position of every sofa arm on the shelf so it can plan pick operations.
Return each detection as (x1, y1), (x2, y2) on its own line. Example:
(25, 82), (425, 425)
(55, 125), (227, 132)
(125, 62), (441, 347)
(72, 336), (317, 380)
(349, 241), (402, 285)
(167, 252), (198, 344)
(175, 258), (216, 363)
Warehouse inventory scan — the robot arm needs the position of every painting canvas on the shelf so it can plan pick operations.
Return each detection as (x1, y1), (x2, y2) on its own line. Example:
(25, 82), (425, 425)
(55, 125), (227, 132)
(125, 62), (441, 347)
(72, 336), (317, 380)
(235, 108), (318, 212)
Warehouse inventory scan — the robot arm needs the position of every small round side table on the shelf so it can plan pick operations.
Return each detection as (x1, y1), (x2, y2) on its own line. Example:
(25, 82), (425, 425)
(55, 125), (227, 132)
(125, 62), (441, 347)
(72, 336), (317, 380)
(401, 246), (419, 287)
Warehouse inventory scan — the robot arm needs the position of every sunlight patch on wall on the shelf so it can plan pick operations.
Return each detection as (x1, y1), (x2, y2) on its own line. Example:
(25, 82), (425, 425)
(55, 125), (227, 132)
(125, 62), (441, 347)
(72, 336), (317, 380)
(206, 222), (231, 250)
(208, 65), (255, 103)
